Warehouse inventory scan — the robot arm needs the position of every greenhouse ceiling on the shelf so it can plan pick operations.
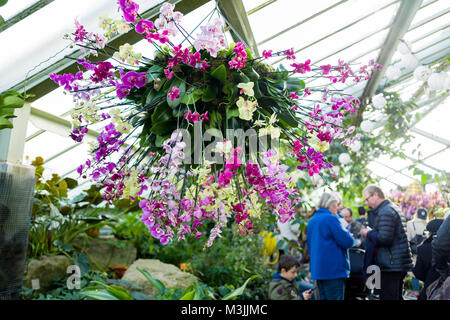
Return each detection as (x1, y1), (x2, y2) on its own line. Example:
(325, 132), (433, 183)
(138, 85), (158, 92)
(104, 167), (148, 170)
(0, 0), (448, 194)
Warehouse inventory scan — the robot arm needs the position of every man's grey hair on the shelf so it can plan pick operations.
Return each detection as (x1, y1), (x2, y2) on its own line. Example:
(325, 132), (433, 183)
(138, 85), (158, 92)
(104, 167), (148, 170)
(363, 184), (385, 199)
(318, 192), (339, 210)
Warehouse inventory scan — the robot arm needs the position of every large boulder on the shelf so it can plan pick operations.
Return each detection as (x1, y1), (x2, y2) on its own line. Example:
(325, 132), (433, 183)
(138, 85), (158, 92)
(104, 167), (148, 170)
(122, 259), (198, 297)
(23, 255), (72, 292)
(73, 237), (137, 271)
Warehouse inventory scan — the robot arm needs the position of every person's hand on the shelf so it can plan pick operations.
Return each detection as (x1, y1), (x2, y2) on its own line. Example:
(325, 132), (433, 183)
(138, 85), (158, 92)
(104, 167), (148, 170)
(302, 289), (313, 300)
(354, 239), (362, 247)
(360, 226), (372, 239)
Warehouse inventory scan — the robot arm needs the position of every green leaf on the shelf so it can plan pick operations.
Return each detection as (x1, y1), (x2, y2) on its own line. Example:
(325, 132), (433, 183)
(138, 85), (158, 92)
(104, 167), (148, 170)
(278, 110), (298, 127)
(0, 116), (13, 129)
(285, 78), (305, 91)
(0, 15), (4, 26)
(0, 107), (15, 118)
(150, 120), (176, 135)
(0, 95), (24, 109)
(155, 135), (167, 147)
(201, 85), (218, 102)
(421, 173), (429, 185)
(106, 285), (134, 300)
(226, 108), (240, 119)
(0, 0), (8, 7)
(137, 268), (166, 295)
(80, 289), (120, 300)
(222, 275), (259, 300)
(180, 88), (203, 105)
(180, 289), (196, 300)
(210, 65), (227, 84)
(151, 102), (172, 123)
(77, 253), (90, 276)
(64, 177), (78, 189)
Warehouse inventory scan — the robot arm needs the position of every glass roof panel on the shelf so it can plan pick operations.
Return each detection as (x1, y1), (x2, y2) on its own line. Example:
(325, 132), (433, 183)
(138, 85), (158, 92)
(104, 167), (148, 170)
(384, 172), (416, 186)
(422, 149), (450, 170)
(0, 0), (164, 93)
(23, 131), (78, 164)
(414, 101), (450, 140)
(256, 0), (396, 61)
(397, 132), (447, 159)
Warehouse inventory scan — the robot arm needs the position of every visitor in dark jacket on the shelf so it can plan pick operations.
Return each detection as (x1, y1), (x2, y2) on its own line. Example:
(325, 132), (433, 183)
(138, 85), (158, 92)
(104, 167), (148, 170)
(413, 218), (444, 300)
(432, 216), (450, 279)
(306, 192), (360, 300)
(360, 185), (413, 300)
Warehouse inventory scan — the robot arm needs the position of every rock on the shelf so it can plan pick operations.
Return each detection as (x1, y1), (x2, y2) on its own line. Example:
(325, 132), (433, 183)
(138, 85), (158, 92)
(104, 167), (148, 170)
(122, 259), (199, 297)
(73, 237), (136, 271)
(24, 255), (72, 292)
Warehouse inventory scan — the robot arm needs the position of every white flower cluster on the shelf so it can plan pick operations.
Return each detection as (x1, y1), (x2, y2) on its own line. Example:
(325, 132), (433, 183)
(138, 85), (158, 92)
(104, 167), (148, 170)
(112, 43), (142, 65)
(98, 14), (130, 38)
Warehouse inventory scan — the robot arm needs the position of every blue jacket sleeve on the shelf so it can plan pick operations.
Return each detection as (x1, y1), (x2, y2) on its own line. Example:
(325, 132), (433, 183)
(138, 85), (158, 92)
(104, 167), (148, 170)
(328, 215), (355, 249)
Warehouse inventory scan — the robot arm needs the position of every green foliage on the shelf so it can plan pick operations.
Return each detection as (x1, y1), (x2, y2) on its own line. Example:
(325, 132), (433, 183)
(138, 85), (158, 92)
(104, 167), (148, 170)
(27, 156), (125, 259)
(21, 268), (110, 300)
(80, 267), (256, 301)
(0, 90), (27, 130)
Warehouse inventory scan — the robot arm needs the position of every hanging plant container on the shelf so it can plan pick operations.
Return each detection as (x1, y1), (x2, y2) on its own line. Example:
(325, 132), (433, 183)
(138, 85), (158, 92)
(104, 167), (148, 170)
(0, 162), (35, 300)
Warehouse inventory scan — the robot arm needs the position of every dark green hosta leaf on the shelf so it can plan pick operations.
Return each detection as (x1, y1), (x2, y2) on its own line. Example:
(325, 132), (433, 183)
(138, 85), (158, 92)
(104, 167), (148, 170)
(210, 65), (227, 84)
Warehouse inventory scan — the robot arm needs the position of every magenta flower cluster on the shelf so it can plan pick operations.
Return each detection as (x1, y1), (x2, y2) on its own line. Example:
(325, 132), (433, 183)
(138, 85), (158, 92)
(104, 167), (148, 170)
(228, 42), (248, 70)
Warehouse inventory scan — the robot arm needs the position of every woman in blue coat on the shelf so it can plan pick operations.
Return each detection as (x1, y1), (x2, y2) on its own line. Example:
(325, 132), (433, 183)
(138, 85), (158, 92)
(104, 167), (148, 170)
(306, 192), (359, 300)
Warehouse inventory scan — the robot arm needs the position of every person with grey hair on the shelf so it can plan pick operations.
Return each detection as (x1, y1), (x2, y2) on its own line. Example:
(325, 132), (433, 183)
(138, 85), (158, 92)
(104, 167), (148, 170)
(360, 184), (413, 300)
(306, 192), (360, 300)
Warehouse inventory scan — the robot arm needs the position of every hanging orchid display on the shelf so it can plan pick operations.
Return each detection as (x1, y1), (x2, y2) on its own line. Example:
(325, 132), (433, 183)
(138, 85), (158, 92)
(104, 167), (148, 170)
(49, 1), (382, 247)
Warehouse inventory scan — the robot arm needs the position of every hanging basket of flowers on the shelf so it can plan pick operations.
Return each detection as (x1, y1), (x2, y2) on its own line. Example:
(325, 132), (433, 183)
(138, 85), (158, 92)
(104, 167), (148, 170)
(49, 1), (382, 248)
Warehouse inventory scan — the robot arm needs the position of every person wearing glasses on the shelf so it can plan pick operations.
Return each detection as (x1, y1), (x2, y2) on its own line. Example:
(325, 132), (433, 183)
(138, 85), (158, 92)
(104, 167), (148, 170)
(359, 185), (413, 300)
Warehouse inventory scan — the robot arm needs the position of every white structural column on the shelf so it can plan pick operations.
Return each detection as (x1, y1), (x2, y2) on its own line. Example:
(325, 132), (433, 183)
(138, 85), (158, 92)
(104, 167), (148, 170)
(0, 102), (31, 163)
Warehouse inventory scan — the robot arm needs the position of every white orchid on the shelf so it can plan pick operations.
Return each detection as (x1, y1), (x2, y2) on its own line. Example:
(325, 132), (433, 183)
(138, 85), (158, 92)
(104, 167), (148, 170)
(237, 82), (255, 97)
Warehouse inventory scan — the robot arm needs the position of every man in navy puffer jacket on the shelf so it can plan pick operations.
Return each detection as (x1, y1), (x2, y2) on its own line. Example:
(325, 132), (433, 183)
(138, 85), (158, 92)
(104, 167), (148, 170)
(360, 185), (413, 300)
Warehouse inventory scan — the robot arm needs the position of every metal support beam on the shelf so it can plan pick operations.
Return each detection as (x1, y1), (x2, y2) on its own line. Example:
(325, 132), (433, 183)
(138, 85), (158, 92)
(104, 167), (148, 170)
(355, 0), (423, 125)
(216, 0), (259, 56)
(410, 127), (450, 147)
(7, 0), (210, 101)
(0, 0), (55, 34)
(29, 107), (100, 140)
